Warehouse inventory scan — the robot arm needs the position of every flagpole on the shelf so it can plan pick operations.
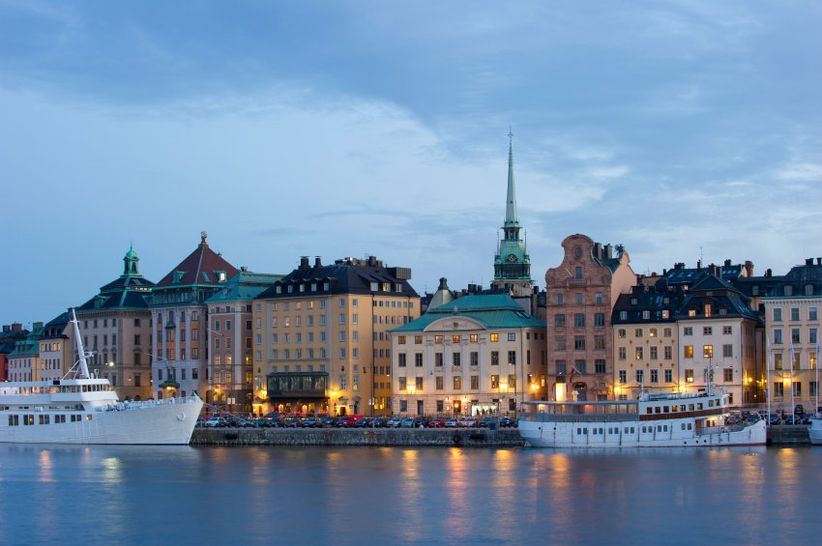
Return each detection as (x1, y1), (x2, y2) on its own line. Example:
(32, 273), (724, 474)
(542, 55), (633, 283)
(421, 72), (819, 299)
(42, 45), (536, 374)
(766, 336), (772, 426)
(790, 339), (795, 421)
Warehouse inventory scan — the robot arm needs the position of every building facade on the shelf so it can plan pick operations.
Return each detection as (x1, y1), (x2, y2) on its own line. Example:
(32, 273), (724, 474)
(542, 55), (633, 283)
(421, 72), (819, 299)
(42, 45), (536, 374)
(205, 269), (281, 414)
(38, 313), (73, 382)
(545, 235), (637, 401)
(7, 324), (43, 382)
(675, 275), (761, 406)
(150, 233), (238, 401)
(390, 294), (546, 417)
(75, 247), (155, 400)
(1, 323), (29, 382)
(760, 259), (822, 413)
(612, 285), (682, 399)
(253, 256), (419, 416)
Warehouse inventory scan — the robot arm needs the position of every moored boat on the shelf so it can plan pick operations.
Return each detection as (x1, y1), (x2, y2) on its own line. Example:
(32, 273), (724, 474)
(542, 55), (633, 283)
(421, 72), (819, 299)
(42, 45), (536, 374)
(518, 389), (765, 448)
(0, 309), (202, 445)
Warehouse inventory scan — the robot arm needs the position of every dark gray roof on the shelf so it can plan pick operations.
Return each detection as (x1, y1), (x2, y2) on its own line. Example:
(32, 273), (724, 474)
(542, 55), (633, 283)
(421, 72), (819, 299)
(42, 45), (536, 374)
(612, 286), (685, 324)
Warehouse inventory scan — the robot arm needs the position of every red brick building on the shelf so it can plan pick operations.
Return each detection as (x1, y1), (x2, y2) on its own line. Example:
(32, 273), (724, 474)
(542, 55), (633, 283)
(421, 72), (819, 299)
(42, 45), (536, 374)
(545, 234), (637, 401)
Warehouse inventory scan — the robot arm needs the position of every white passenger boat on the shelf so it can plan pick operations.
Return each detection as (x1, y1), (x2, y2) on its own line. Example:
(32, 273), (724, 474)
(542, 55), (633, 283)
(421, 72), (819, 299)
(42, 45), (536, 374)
(519, 389), (766, 448)
(0, 310), (202, 445)
(810, 415), (822, 445)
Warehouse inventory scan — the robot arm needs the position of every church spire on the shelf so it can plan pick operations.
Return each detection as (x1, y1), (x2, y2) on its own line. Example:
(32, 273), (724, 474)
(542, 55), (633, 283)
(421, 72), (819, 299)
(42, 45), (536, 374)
(505, 128), (518, 227)
(123, 244), (139, 276)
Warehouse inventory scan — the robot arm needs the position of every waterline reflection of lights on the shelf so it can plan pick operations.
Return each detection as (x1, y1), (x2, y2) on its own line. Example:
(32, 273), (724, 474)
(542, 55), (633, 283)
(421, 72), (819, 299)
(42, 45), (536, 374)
(102, 457), (123, 484)
(38, 449), (53, 483)
(444, 448), (469, 540)
(398, 450), (422, 543)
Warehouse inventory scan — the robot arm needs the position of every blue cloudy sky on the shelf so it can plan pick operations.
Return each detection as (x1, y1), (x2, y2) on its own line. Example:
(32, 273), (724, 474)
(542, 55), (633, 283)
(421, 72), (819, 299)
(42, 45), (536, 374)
(1, 1), (821, 326)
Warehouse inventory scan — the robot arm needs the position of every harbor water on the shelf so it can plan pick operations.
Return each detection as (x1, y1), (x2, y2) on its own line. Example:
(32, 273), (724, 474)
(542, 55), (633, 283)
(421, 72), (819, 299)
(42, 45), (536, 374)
(1, 445), (820, 545)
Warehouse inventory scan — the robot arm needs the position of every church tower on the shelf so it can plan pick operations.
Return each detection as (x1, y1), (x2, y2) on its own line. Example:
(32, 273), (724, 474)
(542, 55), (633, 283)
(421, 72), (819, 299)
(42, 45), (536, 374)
(492, 131), (533, 296)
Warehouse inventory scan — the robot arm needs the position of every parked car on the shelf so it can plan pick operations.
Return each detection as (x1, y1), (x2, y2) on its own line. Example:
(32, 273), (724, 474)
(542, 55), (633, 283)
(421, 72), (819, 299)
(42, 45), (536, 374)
(427, 419), (445, 428)
(499, 416), (515, 428)
(203, 416), (222, 428)
(794, 404), (805, 416)
(301, 417), (319, 428)
(768, 414), (782, 426)
(320, 416), (337, 428)
(783, 415), (802, 425)
(445, 418), (459, 428)
(372, 418), (387, 428)
(387, 417), (402, 428)
(458, 417), (475, 428)
(400, 417), (415, 428)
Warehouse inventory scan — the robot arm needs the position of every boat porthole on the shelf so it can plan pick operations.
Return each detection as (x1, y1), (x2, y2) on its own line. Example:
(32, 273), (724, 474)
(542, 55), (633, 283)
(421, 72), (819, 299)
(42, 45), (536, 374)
(177, 413), (186, 422)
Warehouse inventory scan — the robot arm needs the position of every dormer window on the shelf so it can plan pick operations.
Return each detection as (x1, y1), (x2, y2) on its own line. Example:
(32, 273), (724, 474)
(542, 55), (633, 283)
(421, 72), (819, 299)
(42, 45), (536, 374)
(311, 283), (317, 292)
(323, 282), (330, 291)
(276, 286), (282, 294)
(704, 304), (712, 317)
(688, 309), (697, 317)
(370, 282), (378, 292)
(216, 270), (227, 283)
(784, 285), (793, 296)
(173, 271), (185, 284)
(287, 285), (294, 293)
(299, 284), (305, 293)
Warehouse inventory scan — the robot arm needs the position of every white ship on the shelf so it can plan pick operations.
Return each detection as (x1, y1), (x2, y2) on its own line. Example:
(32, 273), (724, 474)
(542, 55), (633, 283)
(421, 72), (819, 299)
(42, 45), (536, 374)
(0, 310), (202, 445)
(519, 389), (766, 448)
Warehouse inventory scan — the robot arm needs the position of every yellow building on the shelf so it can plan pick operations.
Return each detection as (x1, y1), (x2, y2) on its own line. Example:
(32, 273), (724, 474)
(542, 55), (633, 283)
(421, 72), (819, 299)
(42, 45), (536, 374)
(253, 256), (420, 416)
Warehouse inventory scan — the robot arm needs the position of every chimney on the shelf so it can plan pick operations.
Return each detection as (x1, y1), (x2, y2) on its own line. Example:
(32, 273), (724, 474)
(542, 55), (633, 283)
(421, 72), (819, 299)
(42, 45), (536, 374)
(593, 243), (602, 259)
(697, 260), (702, 270)
(2, 325), (9, 333)
(710, 264), (720, 277)
(766, 268), (772, 277)
(314, 256), (322, 267)
(806, 258), (813, 266)
(300, 256), (310, 269)
(744, 261), (754, 277)
(724, 259), (732, 267)
(604, 244), (613, 259)
(438, 278), (449, 290)
(12, 323), (22, 332)
(33, 321), (44, 330)
(817, 258), (821, 266)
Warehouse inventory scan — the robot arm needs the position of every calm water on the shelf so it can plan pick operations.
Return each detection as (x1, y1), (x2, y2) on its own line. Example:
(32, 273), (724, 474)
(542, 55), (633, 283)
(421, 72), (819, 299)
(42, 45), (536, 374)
(0, 445), (820, 545)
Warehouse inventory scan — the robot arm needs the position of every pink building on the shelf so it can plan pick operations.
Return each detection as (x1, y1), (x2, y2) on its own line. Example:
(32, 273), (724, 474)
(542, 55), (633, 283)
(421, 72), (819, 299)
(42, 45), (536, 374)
(545, 234), (637, 401)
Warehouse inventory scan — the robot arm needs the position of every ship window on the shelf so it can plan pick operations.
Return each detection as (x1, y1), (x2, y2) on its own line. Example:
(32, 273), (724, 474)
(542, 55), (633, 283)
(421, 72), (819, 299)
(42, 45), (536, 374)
(708, 400), (714, 407)
(687, 423), (693, 430)
(697, 403), (703, 410)
(86, 415), (93, 421)
(663, 406), (669, 413)
(646, 408), (652, 415)
(681, 423), (686, 430)
(664, 425), (668, 431)
(689, 404), (695, 411)
(654, 407), (661, 414)
(657, 425), (662, 432)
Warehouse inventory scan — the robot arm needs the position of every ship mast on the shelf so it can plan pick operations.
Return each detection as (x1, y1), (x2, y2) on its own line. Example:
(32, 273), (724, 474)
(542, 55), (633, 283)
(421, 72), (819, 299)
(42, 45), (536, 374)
(70, 308), (91, 379)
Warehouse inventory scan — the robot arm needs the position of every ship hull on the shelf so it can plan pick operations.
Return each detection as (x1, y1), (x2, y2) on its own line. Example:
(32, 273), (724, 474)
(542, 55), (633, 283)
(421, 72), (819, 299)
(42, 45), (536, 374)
(518, 418), (766, 448)
(0, 398), (203, 445)
(810, 418), (822, 445)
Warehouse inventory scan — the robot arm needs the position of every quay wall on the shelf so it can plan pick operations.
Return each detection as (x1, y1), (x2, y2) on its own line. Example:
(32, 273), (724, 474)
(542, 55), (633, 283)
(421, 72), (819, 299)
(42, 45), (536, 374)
(191, 427), (524, 447)
(191, 426), (812, 447)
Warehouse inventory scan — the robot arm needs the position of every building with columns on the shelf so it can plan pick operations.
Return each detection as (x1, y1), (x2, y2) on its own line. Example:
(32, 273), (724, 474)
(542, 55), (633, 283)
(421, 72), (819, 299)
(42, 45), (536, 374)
(205, 269), (281, 414)
(75, 246), (155, 400)
(150, 233), (238, 401)
(390, 294), (546, 417)
(545, 235), (637, 401)
(253, 256), (419, 417)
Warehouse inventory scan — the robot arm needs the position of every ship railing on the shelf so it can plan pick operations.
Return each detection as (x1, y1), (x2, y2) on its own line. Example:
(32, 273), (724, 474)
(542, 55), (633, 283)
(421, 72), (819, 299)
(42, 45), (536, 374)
(98, 395), (201, 412)
(522, 413), (637, 423)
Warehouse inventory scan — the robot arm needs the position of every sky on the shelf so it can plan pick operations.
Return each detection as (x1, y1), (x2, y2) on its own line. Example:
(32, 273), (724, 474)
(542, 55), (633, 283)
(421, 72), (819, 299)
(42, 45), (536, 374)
(1, 0), (821, 326)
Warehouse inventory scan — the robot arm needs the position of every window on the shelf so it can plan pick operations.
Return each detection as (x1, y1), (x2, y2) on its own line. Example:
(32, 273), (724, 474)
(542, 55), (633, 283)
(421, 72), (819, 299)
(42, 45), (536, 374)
(618, 370), (627, 384)
(773, 381), (783, 398)
(810, 307), (819, 321)
(507, 332), (516, 342)
(703, 345), (713, 359)
(556, 360), (567, 374)
(792, 328), (801, 344)
(664, 346), (672, 360)
(649, 328), (657, 338)
(453, 352), (461, 366)
(469, 334), (479, 343)
(650, 346), (658, 360)
(574, 314), (585, 328)
(664, 369), (673, 383)
(723, 344), (733, 358)
(490, 333), (499, 342)
(811, 328), (818, 344)
(773, 329), (783, 344)
(594, 335), (605, 350)
(470, 352), (478, 366)
(650, 369), (658, 383)
(574, 267), (583, 279)
(684, 327), (693, 336)
(574, 336), (585, 350)
(435, 376), (444, 390)
(415, 377), (423, 390)
(685, 369), (694, 383)
(703, 327), (712, 336)
(507, 351), (516, 365)
(793, 381), (801, 397)
(595, 359), (606, 374)
(723, 326), (732, 335)
(618, 329), (626, 338)
(555, 293), (564, 305)
(593, 313), (605, 327)
(398, 354), (407, 367)
(618, 347), (626, 360)
(635, 328), (643, 338)
(491, 375), (500, 389)
(811, 381), (818, 397)
(399, 377), (407, 390)
(453, 376), (461, 390)
(595, 292), (603, 304)
(635, 370), (644, 383)
(555, 315), (566, 328)
(635, 347), (643, 360)
(774, 353), (783, 370)
(491, 351), (500, 365)
(471, 375), (479, 390)
(791, 308), (800, 321)
(575, 293), (583, 304)
(773, 308), (782, 321)
(575, 360), (586, 374)
(415, 353), (423, 367)
(435, 353), (443, 367)
(723, 368), (733, 382)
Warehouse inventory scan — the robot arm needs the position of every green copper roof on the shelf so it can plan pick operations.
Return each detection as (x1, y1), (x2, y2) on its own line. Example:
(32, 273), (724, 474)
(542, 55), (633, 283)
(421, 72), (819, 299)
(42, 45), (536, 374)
(392, 293), (545, 332)
(206, 271), (284, 303)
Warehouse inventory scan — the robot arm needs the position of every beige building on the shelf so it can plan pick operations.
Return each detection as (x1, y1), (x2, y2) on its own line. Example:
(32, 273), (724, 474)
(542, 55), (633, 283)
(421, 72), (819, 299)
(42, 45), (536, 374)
(760, 259), (822, 412)
(205, 269), (281, 414)
(545, 235), (636, 401)
(38, 313), (73, 382)
(253, 256), (419, 416)
(390, 294), (546, 417)
(7, 324), (43, 382)
(612, 285), (681, 399)
(675, 275), (761, 406)
(75, 247), (155, 400)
